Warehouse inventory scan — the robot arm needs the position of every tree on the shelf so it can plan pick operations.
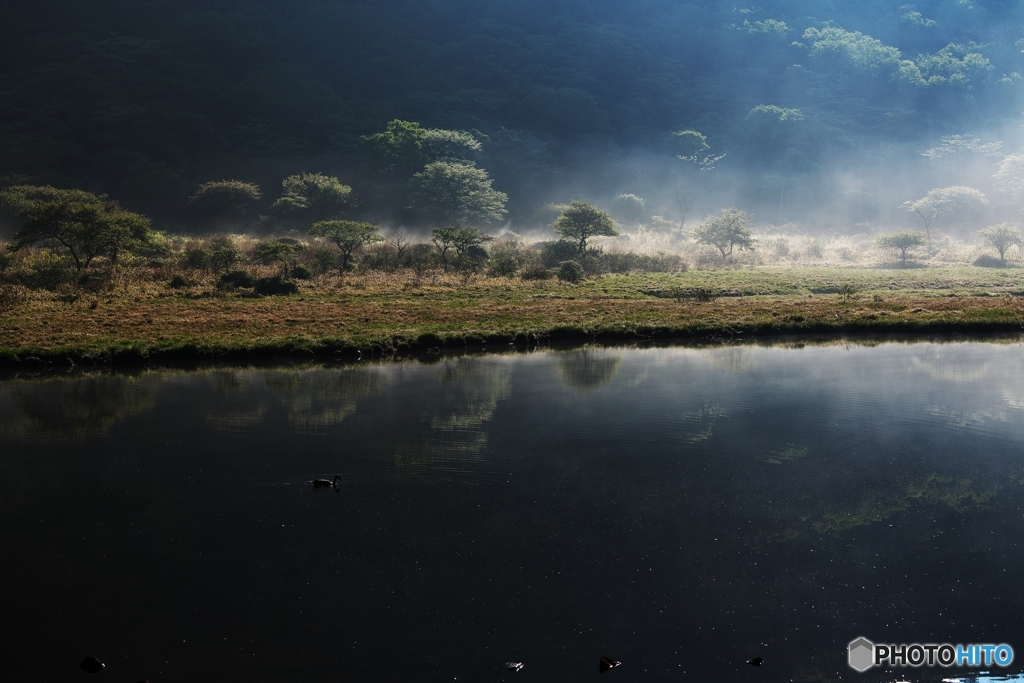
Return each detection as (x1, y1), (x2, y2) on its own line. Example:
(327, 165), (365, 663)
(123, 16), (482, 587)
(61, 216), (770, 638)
(269, 173), (355, 225)
(186, 180), (261, 227)
(994, 154), (1024, 197)
(0, 185), (153, 271)
(359, 119), (429, 176)
(902, 186), (989, 245)
(309, 220), (385, 271)
(877, 230), (926, 264)
(254, 240), (305, 276)
(431, 226), (493, 272)
(553, 200), (617, 259)
(208, 237), (242, 273)
(671, 130), (724, 171)
(744, 105), (804, 158)
(900, 196), (941, 249)
(422, 129), (482, 162)
(673, 188), (697, 229)
(977, 223), (1022, 264)
(612, 193), (646, 226)
(407, 162), (508, 225)
(692, 208), (755, 258)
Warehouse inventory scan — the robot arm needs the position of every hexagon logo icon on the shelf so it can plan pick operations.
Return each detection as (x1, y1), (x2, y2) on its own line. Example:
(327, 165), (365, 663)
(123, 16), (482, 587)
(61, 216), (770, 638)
(848, 637), (875, 672)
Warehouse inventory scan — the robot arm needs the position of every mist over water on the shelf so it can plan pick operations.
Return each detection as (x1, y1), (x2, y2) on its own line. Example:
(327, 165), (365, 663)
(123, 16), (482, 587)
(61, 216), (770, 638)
(3, 343), (1024, 681)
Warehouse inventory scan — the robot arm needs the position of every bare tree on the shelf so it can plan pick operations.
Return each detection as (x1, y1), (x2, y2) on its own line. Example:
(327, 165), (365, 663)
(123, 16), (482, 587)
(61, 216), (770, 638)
(674, 188), (697, 229)
(390, 230), (410, 263)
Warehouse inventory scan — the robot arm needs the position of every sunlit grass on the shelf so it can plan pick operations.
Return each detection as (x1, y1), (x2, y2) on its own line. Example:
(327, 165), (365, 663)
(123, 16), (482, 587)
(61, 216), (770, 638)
(3, 261), (1024, 364)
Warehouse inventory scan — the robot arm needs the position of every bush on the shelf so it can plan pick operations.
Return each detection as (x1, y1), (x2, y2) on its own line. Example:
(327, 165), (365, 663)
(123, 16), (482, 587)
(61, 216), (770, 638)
(454, 245), (489, 273)
(0, 283), (26, 311)
(538, 240), (580, 268)
(217, 270), (256, 289)
(487, 239), (526, 277)
(672, 286), (717, 302)
(208, 242), (242, 273)
(182, 245), (211, 270)
(557, 260), (585, 283)
(520, 262), (554, 280)
(168, 274), (191, 289)
(254, 275), (299, 295)
(78, 272), (110, 292)
(312, 247), (339, 274)
(973, 254), (1004, 268)
(292, 264), (313, 280)
(408, 243), (439, 272)
(17, 251), (76, 290)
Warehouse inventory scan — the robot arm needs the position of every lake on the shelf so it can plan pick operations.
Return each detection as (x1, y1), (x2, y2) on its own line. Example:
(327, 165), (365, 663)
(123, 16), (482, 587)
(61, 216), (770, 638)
(2, 343), (1024, 682)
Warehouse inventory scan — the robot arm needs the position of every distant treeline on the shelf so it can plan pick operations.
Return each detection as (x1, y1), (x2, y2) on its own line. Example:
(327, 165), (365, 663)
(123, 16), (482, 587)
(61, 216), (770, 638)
(1, 0), (1023, 226)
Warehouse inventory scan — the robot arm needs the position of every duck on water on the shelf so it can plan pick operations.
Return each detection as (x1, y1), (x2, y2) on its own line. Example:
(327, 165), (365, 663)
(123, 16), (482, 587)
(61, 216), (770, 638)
(312, 475), (341, 489)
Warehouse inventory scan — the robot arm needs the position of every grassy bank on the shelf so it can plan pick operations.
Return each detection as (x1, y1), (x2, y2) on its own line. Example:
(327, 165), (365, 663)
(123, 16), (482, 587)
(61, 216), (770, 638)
(3, 266), (1024, 365)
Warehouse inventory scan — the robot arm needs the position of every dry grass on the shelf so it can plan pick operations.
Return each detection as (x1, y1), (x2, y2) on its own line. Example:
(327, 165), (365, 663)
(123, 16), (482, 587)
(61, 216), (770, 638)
(3, 262), (1024, 364)
(593, 226), (1010, 270)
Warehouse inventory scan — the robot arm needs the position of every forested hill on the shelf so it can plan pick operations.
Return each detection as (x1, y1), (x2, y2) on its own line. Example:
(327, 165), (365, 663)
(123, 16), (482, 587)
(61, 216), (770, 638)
(2, 0), (1023, 227)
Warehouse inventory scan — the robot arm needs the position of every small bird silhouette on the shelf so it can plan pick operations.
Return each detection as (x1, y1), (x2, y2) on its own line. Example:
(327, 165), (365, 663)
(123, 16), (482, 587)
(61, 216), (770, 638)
(506, 662), (524, 672)
(312, 475), (341, 488)
(599, 656), (622, 673)
(747, 657), (763, 667)
(80, 656), (105, 673)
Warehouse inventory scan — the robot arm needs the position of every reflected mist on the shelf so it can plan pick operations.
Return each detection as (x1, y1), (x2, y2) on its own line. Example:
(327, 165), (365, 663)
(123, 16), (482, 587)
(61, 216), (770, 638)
(2, 343), (1024, 682)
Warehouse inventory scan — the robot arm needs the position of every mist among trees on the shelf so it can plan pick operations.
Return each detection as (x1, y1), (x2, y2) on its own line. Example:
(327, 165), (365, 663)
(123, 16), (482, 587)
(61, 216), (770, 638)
(0, 0), (1022, 235)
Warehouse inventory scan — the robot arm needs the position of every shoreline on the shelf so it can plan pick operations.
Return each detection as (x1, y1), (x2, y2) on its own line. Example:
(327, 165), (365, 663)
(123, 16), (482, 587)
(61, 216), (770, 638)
(4, 267), (1024, 368)
(3, 314), (1024, 370)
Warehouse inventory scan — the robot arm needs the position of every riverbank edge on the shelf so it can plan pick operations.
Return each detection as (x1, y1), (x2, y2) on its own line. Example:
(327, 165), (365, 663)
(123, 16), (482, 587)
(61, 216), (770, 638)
(3, 318), (1023, 368)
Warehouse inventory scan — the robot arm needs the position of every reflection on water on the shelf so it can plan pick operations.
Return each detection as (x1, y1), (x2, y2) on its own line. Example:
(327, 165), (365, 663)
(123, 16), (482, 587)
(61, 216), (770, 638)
(2, 344), (1024, 682)
(0, 372), (163, 440)
(555, 350), (621, 393)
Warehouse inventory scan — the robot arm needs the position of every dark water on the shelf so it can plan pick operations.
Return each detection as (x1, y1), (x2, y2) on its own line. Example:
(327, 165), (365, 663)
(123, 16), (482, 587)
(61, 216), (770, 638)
(3, 343), (1024, 683)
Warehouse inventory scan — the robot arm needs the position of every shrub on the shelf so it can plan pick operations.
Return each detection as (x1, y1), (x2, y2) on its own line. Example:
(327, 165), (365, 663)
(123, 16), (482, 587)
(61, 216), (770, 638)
(0, 283), (26, 311)
(454, 244), (489, 273)
(182, 245), (211, 270)
(18, 251), (76, 290)
(311, 247), (340, 274)
(520, 262), (553, 280)
(168, 274), (191, 289)
(217, 270), (256, 289)
(78, 272), (110, 292)
(408, 243), (439, 273)
(672, 286), (717, 302)
(557, 260), (585, 283)
(292, 264), (313, 280)
(973, 254), (1004, 268)
(208, 241), (242, 272)
(539, 240), (579, 268)
(254, 275), (299, 295)
(487, 239), (526, 277)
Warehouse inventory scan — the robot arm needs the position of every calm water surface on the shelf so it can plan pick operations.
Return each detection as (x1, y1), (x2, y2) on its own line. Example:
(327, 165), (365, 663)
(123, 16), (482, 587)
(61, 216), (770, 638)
(2, 343), (1024, 682)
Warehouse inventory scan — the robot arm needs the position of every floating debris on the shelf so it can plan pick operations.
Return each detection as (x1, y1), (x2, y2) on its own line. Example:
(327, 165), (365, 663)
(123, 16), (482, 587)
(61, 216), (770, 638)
(747, 657), (763, 667)
(506, 662), (524, 672)
(599, 656), (622, 673)
(80, 656), (105, 673)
